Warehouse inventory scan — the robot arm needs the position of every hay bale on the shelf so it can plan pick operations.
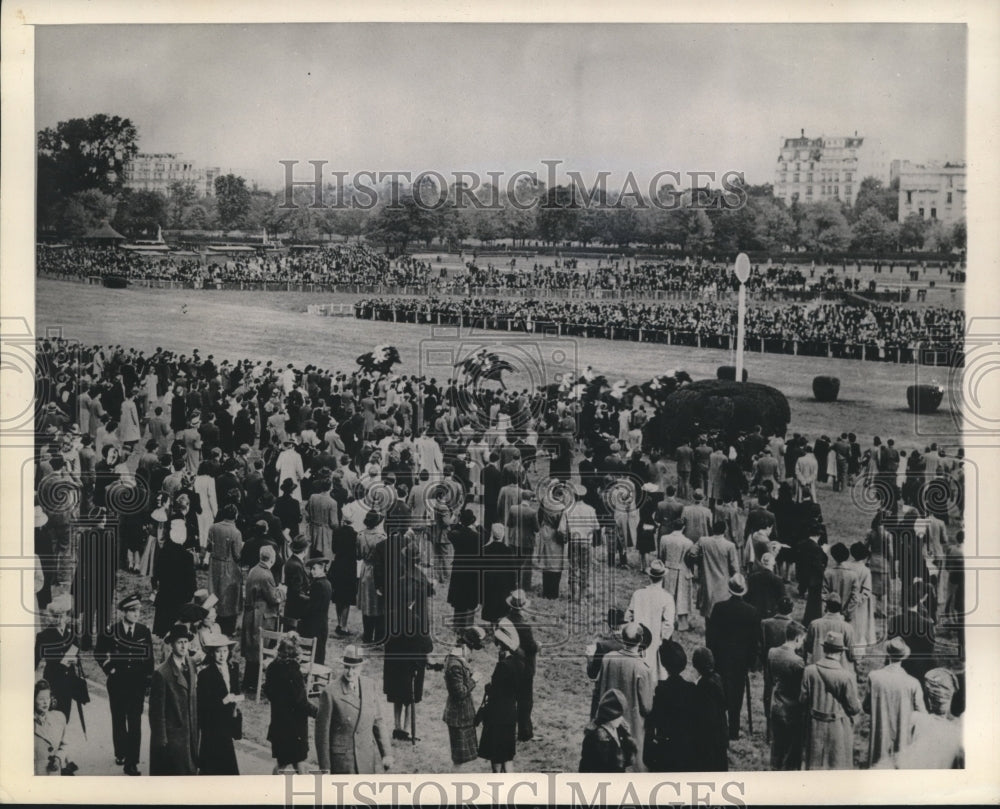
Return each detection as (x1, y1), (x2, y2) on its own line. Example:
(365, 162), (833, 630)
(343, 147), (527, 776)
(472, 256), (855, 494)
(906, 384), (944, 414)
(717, 365), (749, 382)
(812, 375), (841, 402)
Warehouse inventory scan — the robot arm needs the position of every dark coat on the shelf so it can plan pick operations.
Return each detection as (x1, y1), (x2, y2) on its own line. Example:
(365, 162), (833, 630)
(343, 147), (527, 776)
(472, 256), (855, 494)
(283, 555), (311, 621)
(197, 661), (241, 774)
(479, 540), (516, 623)
(478, 651), (524, 762)
(447, 524), (482, 612)
(328, 525), (358, 608)
(264, 657), (318, 765)
(707, 596), (761, 679)
(579, 723), (636, 773)
(692, 672), (729, 771)
(300, 577), (333, 641)
(149, 655), (199, 775)
(645, 675), (699, 771)
(482, 465), (503, 528)
(94, 620), (155, 687)
(747, 567), (786, 620)
(152, 541), (196, 637)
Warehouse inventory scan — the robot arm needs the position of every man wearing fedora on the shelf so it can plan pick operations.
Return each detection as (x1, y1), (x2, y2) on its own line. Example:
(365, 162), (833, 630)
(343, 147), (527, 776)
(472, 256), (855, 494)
(800, 630), (861, 770)
(592, 622), (654, 772)
(282, 534), (312, 631)
(626, 560), (676, 680)
(299, 556), (333, 665)
(94, 593), (154, 775)
(805, 594), (855, 668)
(503, 590), (539, 742)
(149, 623), (200, 775)
(863, 637), (924, 768)
(315, 645), (393, 774)
(706, 573), (760, 741)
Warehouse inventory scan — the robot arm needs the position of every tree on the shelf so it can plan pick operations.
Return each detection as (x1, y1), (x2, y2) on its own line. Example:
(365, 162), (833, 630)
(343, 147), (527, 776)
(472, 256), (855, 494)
(535, 185), (579, 245)
(37, 114), (139, 231)
(59, 189), (117, 238)
(681, 208), (714, 255)
(923, 220), (954, 253)
(850, 207), (895, 254)
(898, 213), (927, 251)
(113, 189), (168, 238)
(751, 198), (794, 252)
(951, 218), (966, 253)
(800, 200), (852, 253)
(166, 181), (198, 228)
(214, 174), (252, 231)
(852, 176), (898, 222)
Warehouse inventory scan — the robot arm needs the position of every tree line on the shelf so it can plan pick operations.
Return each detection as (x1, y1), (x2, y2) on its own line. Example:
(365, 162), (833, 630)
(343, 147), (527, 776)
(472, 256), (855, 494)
(38, 114), (965, 257)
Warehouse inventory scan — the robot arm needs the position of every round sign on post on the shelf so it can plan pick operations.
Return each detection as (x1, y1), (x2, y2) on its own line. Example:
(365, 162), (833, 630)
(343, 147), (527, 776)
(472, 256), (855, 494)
(734, 253), (751, 284)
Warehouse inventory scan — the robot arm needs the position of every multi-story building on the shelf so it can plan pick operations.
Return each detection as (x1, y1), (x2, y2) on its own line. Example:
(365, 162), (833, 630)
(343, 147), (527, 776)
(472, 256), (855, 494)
(123, 153), (220, 197)
(890, 159), (966, 226)
(774, 130), (886, 208)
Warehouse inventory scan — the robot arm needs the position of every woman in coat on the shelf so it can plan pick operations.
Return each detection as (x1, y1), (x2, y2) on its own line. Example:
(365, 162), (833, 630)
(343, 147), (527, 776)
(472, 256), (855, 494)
(355, 510), (387, 643)
(579, 688), (637, 773)
(329, 524), (358, 637)
(690, 647), (729, 772)
(34, 679), (69, 775)
(207, 504), (244, 636)
(480, 524), (516, 624)
(447, 509), (482, 629)
(263, 632), (318, 774)
(477, 618), (524, 772)
(196, 634), (241, 775)
(442, 626), (485, 766)
(194, 462), (219, 562)
(275, 478), (303, 537)
(118, 391), (142, 448)
(644, 641), (698, 772)
(383, 545), (434, 740)
(536, 505), (567, 599)
(152, 521), (197, 637)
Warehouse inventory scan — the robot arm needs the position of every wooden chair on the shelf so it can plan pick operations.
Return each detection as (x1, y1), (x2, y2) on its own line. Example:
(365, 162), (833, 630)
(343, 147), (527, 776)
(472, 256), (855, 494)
(256, 628), (284, 702)
(295, 635), (333, 697)
(256, 628), (332, 701)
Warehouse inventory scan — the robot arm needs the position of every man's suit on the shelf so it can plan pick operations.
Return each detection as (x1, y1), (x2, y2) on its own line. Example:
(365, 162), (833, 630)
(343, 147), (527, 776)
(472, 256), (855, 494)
(282, 553), (311, 627)
(94, 620), (154, 769)
(706, 595), (761, 739)
(148, 655), (199, 775)
(315, 675), (390, 774)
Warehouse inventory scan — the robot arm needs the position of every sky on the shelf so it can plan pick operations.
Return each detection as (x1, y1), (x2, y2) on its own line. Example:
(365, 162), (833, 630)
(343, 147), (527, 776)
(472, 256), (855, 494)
(35, 23), (967, 191)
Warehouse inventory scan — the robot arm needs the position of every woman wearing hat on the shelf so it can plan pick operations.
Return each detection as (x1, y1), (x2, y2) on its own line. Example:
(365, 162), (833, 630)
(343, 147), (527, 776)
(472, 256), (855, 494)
(644, 640), (697, 771)
(356, 509), (387, 644)
(383, 543), (434, 741)
(329, 522), (359, 638)
(275, 477), (303, 538)
(447, 508), (482, 631)
(442, 626), (486, 766)
(480, 523), (516, 625)
(34, 594), (85, 725)
(264, 632), (319, 774)
(477, 617), (524, 772)
(579, 688), (637, 773)
(152, 515), (197, 638)
(196, 633), (242, 775)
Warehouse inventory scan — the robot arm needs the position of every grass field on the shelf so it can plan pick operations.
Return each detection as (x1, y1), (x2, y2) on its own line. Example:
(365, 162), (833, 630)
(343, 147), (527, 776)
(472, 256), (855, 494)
(37, 276), (963, 773)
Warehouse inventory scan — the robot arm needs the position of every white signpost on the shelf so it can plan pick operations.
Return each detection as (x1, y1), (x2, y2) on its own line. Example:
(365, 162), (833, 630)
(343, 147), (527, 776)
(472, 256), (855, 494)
(734, 252), (752, 383)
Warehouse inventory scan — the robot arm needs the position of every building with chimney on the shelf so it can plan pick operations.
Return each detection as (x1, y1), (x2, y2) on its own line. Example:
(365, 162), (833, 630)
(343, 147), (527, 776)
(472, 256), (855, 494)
(774, 130), (886, 208)
(123, 153), (220, 197)
(890, 159), (966, 226)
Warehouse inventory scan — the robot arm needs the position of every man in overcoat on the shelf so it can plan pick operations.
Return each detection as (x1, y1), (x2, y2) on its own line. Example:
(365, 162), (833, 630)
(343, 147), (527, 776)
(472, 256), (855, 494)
(148, 623), (199, 775)
(94, 593), (154, 775)
(593, 623), (654, 772)
(799, 631), (861, 769)
(706, 573), (760, 740)
(315, 645), (393, 774)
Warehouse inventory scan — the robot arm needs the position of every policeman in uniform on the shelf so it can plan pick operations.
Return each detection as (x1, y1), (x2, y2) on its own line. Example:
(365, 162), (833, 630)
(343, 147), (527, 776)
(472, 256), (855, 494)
(94, 592), (154, 775)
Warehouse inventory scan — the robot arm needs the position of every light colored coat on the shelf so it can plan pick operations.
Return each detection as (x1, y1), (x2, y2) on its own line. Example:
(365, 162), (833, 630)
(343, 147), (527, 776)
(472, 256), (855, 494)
(689, 534), (740, 618)
(800, 656), (861, 770)
(626, 582), (676, 681)
(315, 675), (390, 774)
(208, 520), (244, 618)
(305, 492), (339, 558)
(118, 398), (141, 443)
(822, 563), (861, 622)
(847, 561), (876, 649)
(681, 503), (713, 543)
(194, 474), (218, 546)
(657, 530), (694, 616)
(275, 449), (304, 501)
(865, 662), (924, 767)
(594, 648), (654, 772)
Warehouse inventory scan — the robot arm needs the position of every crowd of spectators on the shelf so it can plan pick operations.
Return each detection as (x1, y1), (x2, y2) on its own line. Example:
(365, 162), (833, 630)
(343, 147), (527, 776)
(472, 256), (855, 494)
(356, 297), (965, 360)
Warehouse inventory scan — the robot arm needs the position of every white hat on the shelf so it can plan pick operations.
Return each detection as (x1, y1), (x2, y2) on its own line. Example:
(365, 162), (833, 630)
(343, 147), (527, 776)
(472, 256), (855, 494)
(169, 519), (187, 544)
(493, 617), (520, 652)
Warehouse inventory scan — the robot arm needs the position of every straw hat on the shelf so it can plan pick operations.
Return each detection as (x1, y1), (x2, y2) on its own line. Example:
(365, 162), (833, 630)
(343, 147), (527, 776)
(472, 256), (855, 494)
(493, 618), (520, 652)
(201, 633), (237, 649)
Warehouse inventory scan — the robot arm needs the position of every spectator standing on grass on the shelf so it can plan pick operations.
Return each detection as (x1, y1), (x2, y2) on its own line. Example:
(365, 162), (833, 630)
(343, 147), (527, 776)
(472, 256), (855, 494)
(149, 623), (199, 775)
(706, 573), (760, 741)
(443, 626), (486, 767)
(265, 632), (319, 774)
(478, 618), (524, 773)
(579, 688), (637, 773)
(592, 622), (654, 772)
(690, 647), (729, 772)
(767, 621), (806, 771)
(196, 633), (241, 775)
(799, 631), (861, 770)
(688, 520), (740, 621)
(643, 640), (697, 772)
(863, 637), (923, 768)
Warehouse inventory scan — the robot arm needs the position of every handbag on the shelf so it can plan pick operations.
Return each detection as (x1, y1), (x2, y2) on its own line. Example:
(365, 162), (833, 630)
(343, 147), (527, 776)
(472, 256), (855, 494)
(473, 689), (489, 727)
(231, 705), (243, 741)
